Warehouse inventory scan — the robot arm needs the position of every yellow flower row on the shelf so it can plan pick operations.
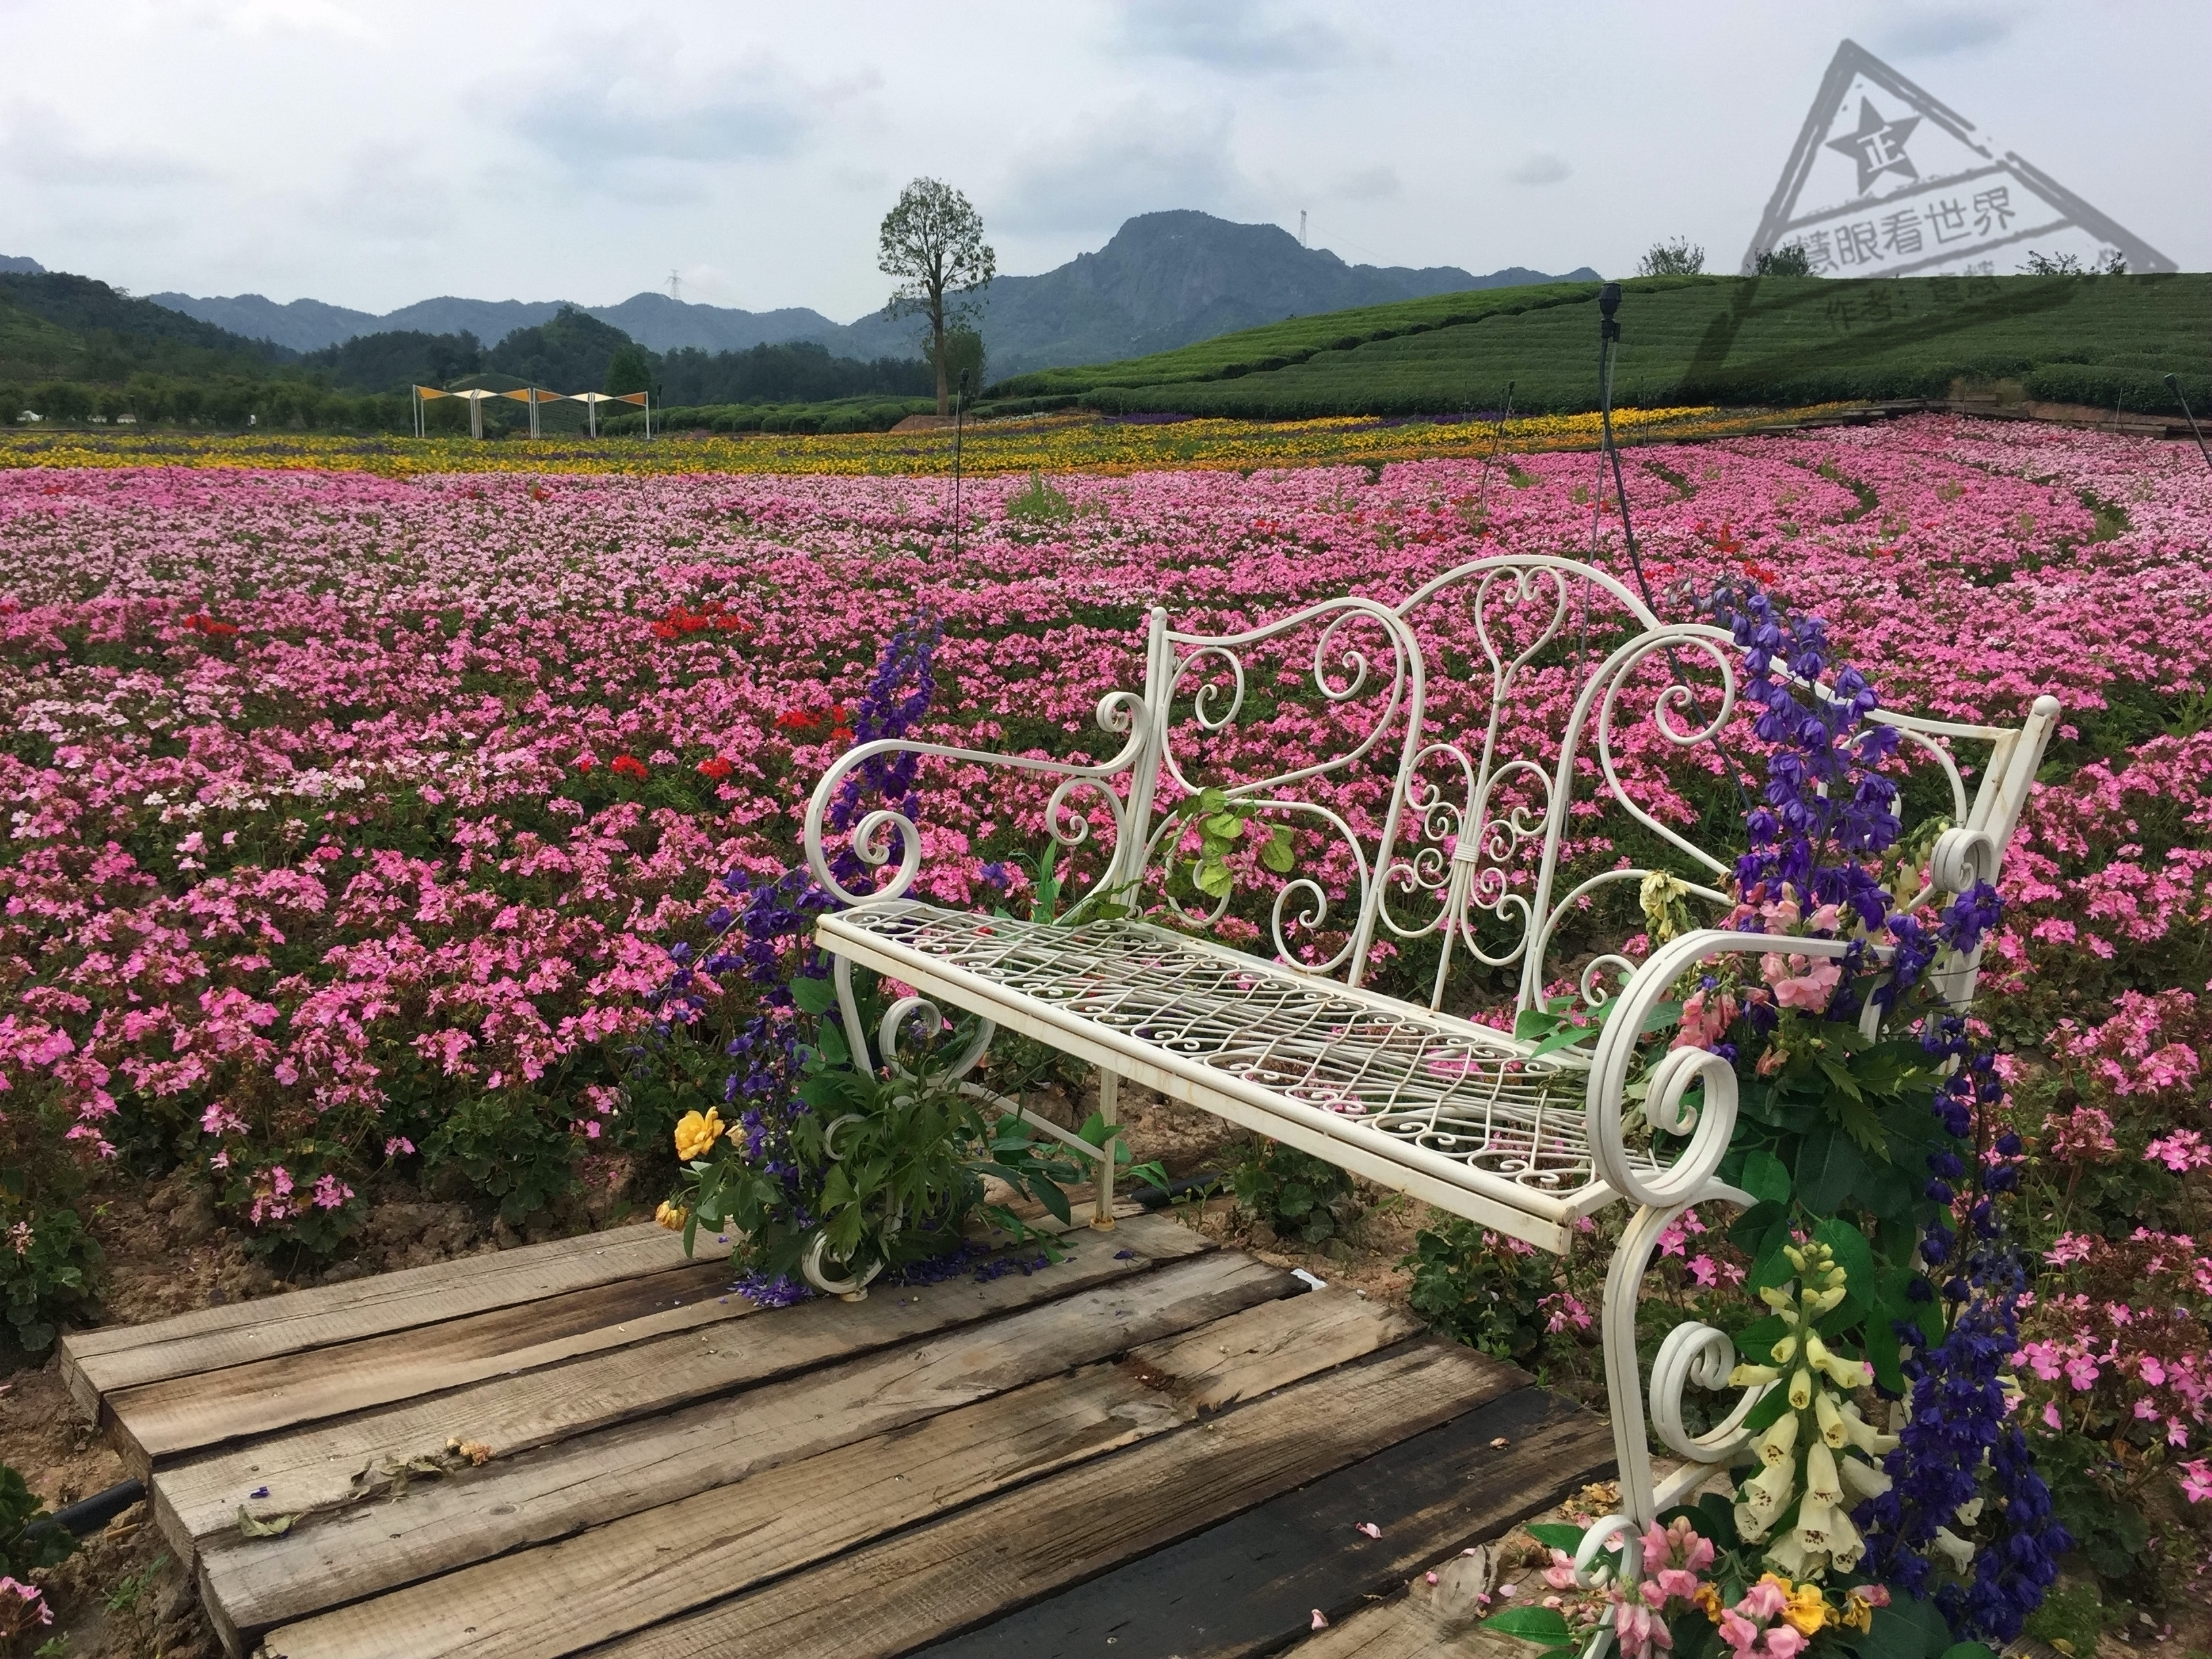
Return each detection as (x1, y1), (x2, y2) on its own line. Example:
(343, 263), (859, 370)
(0, 405), (1854, 478)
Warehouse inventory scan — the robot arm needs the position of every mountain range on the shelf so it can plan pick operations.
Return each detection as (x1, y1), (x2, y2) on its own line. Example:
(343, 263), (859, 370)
(144, 212), (1597, 379)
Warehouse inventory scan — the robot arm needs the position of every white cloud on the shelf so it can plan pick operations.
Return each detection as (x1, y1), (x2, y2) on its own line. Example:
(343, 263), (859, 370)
(1505, 152), (1572, 187)
(1332, 165), (1400, 201)
(993, 100), (1257, 236)
(1118, 0), (1356, 73)
(1870, 5), (2015, 58)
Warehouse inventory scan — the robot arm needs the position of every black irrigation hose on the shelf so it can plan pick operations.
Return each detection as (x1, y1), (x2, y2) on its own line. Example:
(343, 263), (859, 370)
(1593, 283), (1757, 822)
(1130, 1172), (1230, 1210)
(22, 1477), (145, 1544)
(2169, 374), (2212, 476)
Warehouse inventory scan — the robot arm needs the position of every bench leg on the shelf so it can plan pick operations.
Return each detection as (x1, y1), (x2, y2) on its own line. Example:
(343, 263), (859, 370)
(1091, 1069), (1119, 1229)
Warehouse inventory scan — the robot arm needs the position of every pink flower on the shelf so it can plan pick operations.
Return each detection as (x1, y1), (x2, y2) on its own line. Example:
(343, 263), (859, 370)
(1672, 987), (1738, 1051)
(1761, 951), (1841, 1012)
(2184, 1460), (2212, 1504)
(2145, 1130), (2212, 1172)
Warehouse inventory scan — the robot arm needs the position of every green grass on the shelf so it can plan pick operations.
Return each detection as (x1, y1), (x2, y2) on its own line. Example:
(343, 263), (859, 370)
(993, 273), (2210, 418)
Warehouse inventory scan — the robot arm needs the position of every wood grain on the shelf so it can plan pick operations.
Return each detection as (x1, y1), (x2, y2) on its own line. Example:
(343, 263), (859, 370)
(925, 1386), (1614, 1658)
(110, 1255), (747, 1476)
(59, 1223), (717, 1416)
(255, 1288), (1420, 1659)
(568, 1338), (1523, 1659)
(156, 1215), (1202, 1559)
(209, 1249), (1291, 1650)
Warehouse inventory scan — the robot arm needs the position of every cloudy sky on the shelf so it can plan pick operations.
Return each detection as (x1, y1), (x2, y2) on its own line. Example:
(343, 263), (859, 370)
(5, 0), (2204, 319)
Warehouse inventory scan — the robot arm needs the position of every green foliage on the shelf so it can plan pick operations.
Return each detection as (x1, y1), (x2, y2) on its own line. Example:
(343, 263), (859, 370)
(603, 342), (654, 398)
(1639, 238), (1707, 277)
(1232, 1139), (1355, 1247)
(680, 964), (1143, 1284)
(997, 274), (2211, 419)
(0, 1206), (101, 1357)
(1166, 787), (1295, 905)
(1004, 470), (1075, 524)
(0, 1463), (76, 1579)
(488, 306), (632, 391)
(1401, 1216), (1554, 1364)
(878, 177), (995, 413)
(2023, 1582), (2104, 1656)
(423, 1092), (581, 1227)
(2031, 1432), (2151, 1584)
(1755, 242), (1815, 277)
(297, 327), (482, 393)
(932, 326), (986, 398)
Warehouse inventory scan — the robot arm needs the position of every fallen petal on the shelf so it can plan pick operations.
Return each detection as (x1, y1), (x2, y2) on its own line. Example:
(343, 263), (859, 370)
(1310, 1610), (1329, 1630)
(1356, 1521), (1382, 1538)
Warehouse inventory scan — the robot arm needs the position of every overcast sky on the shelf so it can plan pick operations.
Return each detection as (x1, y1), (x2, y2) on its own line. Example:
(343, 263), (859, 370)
(5, 0), (2204, 319)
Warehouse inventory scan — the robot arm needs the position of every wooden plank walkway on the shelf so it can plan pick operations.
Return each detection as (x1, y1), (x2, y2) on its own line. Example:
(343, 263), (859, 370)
(60, 1212), (1616, 1659)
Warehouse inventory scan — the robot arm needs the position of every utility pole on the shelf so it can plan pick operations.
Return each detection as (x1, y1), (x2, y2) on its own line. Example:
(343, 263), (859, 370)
(668, 270), (683, 304)
(1299, 210), (1307, 249)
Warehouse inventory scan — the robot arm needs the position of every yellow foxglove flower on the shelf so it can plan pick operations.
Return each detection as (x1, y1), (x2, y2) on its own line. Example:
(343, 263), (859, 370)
(1755, 1408), (1799, 1467)
(1838, 1401), (1900, 1456)
(1729, 1362), (1782, 1387)
(1789, 1366), (1814, 1408)
(1933, 1525), (1975, 1574)
(1805, 1439), (1843, 1509)
(1839, 1454), (1893, 1502)
(1815, 1389), (1847, 1447)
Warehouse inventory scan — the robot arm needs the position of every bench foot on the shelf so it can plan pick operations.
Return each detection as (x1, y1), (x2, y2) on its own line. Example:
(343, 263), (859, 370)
(1092, 1069), (1120, 1227)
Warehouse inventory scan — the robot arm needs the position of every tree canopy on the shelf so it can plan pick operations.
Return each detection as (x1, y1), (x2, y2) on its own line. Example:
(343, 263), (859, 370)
(878, 178), (994, 413)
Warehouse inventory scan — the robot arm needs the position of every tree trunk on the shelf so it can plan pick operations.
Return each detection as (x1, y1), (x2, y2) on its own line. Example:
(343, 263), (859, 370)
(933, 308), (949, 416)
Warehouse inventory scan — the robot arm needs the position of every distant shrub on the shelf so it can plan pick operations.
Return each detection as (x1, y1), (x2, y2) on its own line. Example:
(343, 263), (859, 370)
(1753, 241), (1813, 276)
(1004, 470), (1074, 523)
(0, 1205), (100, 1357)
(1637, 238), (1706, 276)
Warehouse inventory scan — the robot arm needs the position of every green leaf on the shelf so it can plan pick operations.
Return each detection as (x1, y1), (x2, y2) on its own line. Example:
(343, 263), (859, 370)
(1741, 1148), (1792, 1204)
(1523, 1522), (1586, 1553)
(1077, 1111), (1124, 1148)
(1480, 1605), (1572, 1641)
(1865, 1593), (1954, 1659)
(1939, 1645), (2001, 1659)
(1197, 787), (1229, 812)
(1204, 811), (1246, 839)
(790, 975), (836, 1015)
(236, 1506), (298, 1538)
(1796, 1123), (1869, 1216)
(1193, 858), (1234, 899)
(813, 1019), (851, 1067)
(1727, 1198), (1786, 1254)
(1837, 1093), (1891, 1158)
(1816, 1052), (1865, 1102)
(1812, 1216), (1875, 1294)
(1261, 825), (1295, 874)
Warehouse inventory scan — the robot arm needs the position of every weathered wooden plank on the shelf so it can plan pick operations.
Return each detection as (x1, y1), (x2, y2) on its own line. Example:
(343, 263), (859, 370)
(156, 1214), (1204, 1561)
(110, 1254), (748, 1477)
(568, 1338), (1525, 1659)
(59, 1223), (720, 1416)
(924, 1386), (1614, 1658)
(206, 1246), (1290, 1652)
(1126, 1290), (1420, 1412)
(255, 1289), (1426, 1659)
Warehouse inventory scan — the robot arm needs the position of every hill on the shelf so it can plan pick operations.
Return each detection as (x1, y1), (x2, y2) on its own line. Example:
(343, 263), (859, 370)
(142, 212), (1598, 377)
(996, 272), (2211, 417)
(0, 270), (295, 387)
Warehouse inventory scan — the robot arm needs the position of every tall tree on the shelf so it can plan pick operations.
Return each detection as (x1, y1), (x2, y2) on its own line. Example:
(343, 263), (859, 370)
(878, 179), (995, 415)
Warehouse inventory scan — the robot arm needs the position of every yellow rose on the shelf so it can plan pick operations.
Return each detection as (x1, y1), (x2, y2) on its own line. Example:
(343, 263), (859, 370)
(1781, 1580), (1829, 1636)
(1843, 1592), (1875, 1633)
(1693, 1583), (1725, 1624)
(673, 1108), (724, 1163)
(654, 1200), (689, 1232)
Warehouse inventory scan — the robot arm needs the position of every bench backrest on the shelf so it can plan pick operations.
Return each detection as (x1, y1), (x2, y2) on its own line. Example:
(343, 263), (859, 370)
(1108, 555), (2057, 1020)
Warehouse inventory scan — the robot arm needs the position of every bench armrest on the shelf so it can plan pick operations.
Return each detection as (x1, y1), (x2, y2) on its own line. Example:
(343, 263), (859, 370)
(803, 692), (1149, 910)
(1582, 928), (1887, 1210)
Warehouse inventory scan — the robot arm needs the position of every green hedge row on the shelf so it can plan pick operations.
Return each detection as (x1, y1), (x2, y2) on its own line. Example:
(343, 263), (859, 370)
(1060, 275), (2211, 421)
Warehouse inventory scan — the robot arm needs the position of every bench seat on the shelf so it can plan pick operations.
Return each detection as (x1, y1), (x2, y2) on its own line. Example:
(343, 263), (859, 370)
(821, 899), (1645, 1252)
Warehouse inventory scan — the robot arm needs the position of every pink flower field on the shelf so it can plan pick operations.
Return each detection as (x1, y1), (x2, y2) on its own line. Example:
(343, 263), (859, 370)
(2, 413), (2209, 1535)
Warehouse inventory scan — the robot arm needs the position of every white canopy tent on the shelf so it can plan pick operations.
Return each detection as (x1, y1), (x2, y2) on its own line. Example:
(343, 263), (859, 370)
(411, 386), (651, 440)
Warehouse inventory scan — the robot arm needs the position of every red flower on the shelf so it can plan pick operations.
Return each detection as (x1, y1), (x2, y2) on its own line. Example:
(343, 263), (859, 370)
(610, 755), (649, 779)
(573, 754), (595, 772)
(775, 709), (821, 733)
(696, 755), (733, 779)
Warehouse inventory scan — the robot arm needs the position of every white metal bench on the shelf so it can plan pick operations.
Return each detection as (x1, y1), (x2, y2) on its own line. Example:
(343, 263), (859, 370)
(803, 554), (2057, 1525)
